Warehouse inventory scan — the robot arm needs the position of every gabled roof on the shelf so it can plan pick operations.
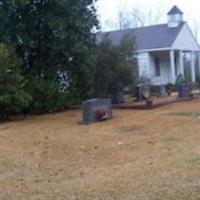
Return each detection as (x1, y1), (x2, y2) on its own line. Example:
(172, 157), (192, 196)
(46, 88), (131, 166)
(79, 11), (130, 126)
(97, 22), (185, 51)
(167, 6), (183, 15)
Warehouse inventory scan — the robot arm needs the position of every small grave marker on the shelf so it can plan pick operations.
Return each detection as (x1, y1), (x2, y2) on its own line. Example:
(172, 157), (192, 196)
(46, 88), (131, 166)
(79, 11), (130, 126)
(178, 83), (191, 98)
(159, 85), (167, 97)
(82, 98), (112, 124)
(111, 83), (124, 104)
(136, 76), (151, 100)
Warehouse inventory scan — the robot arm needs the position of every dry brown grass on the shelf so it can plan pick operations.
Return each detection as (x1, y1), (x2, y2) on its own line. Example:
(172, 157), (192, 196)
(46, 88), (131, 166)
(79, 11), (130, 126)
(1, 100), (200, 199)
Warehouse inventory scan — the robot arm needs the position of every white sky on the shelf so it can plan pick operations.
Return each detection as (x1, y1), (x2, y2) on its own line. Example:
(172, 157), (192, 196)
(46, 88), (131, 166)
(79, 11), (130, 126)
(96, 0), (200, 40)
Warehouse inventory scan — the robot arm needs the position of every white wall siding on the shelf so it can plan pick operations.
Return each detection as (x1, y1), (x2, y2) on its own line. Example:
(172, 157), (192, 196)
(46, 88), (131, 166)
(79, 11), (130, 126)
(137, 53), (150, 78)
(149, 54), (171, 85)
(172, 24), (200, 51)
(137, 52), (171, 86)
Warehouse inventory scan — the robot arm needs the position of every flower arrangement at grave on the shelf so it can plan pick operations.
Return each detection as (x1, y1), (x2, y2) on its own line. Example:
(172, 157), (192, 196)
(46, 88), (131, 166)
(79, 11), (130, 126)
(95, 109), (111, 121)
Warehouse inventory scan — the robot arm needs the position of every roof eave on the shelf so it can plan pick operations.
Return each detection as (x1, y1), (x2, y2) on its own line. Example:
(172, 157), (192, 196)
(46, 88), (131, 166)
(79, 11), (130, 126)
(135, 47), (172, 53)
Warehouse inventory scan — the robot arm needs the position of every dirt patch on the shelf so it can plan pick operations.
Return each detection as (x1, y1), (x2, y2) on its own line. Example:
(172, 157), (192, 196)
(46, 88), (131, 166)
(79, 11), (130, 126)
(169, 112), (200, 119)
(117, 125), (144, 133)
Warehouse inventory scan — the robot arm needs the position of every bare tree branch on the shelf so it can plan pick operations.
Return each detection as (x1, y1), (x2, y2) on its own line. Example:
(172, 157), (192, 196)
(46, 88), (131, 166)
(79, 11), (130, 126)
(190, 20), (200, 39)
(102, 5), (167, 31)
(130, 6), (165, 28)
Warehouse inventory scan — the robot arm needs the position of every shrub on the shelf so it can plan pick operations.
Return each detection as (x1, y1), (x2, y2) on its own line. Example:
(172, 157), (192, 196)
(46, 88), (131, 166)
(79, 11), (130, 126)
(176, 74), (187, 85)
(95, 33), (136, 97)
(25, 78), (68, 114)
(0, 43), (32, 119)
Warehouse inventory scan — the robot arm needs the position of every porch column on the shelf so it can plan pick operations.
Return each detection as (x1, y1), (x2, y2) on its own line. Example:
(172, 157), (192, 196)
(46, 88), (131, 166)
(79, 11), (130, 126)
(191, 51), (196, 82)
(170, 50), (176, 83)
(179, 50), (184, 77)
(198, 53), (200, 78)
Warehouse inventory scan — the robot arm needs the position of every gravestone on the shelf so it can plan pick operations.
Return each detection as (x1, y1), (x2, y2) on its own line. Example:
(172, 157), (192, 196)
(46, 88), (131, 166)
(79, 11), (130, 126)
(146, 99), (153, 108)
(142, 84), (151, 99)
(82, 98), (112, 124)
(111, 83), (124, 104)
(178, 83), (191, 98)
(159, 85), (167, 97)
(136, 77), (151, 100)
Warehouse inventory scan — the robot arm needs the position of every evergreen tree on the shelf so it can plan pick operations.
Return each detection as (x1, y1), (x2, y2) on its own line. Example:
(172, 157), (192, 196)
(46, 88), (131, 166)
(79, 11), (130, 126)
(0, 0), (98, 114)
(95, 33), (136, 97)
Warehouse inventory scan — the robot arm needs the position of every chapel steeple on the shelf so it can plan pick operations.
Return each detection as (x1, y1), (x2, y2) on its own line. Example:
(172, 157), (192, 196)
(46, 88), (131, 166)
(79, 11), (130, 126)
(167, 6), (184, 28)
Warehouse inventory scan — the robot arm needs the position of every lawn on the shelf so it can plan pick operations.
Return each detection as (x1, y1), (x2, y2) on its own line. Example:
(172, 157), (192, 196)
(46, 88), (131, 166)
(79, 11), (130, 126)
(1, 100), (200, 200)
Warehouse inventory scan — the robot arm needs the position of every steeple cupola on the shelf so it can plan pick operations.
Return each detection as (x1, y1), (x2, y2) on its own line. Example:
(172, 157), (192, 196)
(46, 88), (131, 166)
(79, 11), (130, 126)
(167, 6), (183, 28)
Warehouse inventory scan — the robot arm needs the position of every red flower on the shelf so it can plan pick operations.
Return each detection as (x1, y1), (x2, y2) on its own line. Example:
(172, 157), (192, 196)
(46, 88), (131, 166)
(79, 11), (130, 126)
(95, 109), (111, 120)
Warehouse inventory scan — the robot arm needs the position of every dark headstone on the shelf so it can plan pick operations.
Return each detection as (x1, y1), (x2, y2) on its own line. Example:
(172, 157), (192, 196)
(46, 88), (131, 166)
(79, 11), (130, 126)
(82, 98), (112, 124)
(146, 99), (153, 108)
(136, 85), (142, 100)
(178, 83), (191, 98)
(112, 83), (124, 104)
(159, 85), (167, 97)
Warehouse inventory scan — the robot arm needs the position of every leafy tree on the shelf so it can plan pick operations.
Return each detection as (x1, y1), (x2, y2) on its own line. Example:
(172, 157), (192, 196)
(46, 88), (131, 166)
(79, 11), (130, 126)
(0, 0), (98, 113)
(95, 32), (136, 97)
(0, 43), (32, 119)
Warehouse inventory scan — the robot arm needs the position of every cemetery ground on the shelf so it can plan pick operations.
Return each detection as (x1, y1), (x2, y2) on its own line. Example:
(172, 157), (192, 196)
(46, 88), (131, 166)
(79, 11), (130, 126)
(2, 100), (200, 199)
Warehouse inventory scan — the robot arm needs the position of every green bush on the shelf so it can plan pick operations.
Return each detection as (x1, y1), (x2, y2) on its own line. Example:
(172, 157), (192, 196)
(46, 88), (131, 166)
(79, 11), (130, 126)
(25, 78), (68, 114)
(176, 74), (187, 85)
(0, 43), (32, 119)
(150, 86), (160, 95)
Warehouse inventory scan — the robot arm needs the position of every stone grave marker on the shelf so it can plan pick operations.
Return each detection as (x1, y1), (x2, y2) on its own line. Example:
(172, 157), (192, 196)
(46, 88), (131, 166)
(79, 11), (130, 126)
(111, 83), (124, 104)
(159, 85), (167, 97)
(178, 83), (191, 98)
(136, 79), (151, 100)
(82, 98), (112, 124)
